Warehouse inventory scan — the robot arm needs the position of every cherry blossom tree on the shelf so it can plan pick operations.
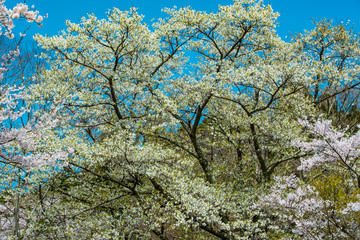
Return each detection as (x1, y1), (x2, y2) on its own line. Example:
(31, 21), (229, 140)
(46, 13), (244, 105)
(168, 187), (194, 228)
(259, 174), (360, 239)
(0, 1), (45, 238)
(295, 118), (360, 187)
(253, 118), (360, 239)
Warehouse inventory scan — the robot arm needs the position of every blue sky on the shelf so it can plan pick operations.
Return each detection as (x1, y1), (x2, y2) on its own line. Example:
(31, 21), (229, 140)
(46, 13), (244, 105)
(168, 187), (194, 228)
(5, 0), (360, 40)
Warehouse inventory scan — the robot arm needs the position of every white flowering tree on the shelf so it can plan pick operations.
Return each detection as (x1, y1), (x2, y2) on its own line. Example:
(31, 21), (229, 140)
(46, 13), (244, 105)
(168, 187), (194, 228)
(2, 0), (359, 239)
(294, 19), (360, 129)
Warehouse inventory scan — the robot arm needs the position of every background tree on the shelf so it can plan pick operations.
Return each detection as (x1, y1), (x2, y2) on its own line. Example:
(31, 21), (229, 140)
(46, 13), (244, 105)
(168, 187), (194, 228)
(294, 19), (360, 129)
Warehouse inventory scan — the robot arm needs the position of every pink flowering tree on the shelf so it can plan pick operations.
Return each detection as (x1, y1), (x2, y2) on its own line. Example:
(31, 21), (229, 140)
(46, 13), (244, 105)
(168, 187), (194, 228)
(257, 119), (360, 239)
(259, 175), (360, 239)
(0, 0), (46, 176)
(0, 1), (47, 238)
(294, 118), (360, 188)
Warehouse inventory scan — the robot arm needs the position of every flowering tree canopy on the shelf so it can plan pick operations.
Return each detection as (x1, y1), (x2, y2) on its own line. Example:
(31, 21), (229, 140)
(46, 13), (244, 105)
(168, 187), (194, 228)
(0, 0), (45, 238)
(1, 0), (360, 239)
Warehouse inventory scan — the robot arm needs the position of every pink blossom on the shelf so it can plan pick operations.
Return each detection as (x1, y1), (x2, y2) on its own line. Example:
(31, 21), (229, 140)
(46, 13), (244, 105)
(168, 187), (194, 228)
(11, 12), (19, 19)
(35, 15), (43, 23)
(293, 118), (360, 173)
(0, 1), (43, 38)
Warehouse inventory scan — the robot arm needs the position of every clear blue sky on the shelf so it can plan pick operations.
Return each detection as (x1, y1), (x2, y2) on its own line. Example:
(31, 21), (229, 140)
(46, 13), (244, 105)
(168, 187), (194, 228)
(5, 0), (360, 40)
